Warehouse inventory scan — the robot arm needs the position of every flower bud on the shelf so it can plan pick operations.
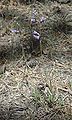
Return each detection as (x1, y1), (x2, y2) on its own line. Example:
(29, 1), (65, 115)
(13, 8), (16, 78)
(40, 16), (46, 23)
(32, 31), (40, 40)
(11, 29), (19, 33)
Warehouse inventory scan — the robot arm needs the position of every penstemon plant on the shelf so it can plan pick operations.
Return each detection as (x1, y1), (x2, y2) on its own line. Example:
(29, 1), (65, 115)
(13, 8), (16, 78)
(30, 4), (46, 55)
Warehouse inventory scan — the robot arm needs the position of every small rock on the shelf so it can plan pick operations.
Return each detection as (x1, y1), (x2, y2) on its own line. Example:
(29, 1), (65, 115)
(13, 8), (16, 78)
(27, 59), (38, 68)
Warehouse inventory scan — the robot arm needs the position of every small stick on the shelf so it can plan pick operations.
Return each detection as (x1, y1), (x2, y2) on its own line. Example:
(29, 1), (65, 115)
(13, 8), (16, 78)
(58, 87), (72, 96)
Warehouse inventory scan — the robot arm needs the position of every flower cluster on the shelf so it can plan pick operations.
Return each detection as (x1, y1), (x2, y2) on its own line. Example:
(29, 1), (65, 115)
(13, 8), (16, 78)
(31, 8), (46, 40)
(31, 8), (37, 23)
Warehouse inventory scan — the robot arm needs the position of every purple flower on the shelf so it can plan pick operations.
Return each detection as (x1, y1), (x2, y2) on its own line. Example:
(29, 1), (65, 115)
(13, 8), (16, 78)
(11, 29), (19, 33)
(32, 9), (37, 15)
(31, 18), (36, 23)
(40, 16), (46, 23)
(32, 31), (40, 40)
(31, 9), (37, 23)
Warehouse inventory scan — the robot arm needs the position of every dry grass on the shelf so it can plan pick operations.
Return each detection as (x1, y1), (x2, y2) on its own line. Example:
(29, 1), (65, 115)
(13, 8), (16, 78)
(0, 55), (72, 119)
